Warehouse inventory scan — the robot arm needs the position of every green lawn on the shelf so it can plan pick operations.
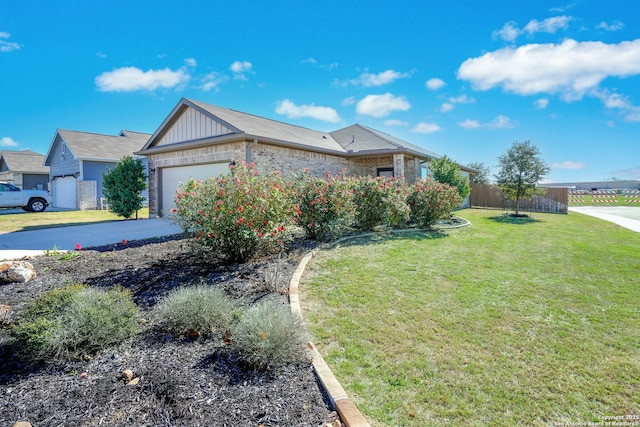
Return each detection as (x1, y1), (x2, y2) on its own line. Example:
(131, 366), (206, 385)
(0, 208), (149, 234)
(301, 208), (640, 426)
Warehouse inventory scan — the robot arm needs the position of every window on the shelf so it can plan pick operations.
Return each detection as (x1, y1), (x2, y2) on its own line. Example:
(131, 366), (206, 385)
(377, 167), (394, 178)
(421, 165), (429, 179)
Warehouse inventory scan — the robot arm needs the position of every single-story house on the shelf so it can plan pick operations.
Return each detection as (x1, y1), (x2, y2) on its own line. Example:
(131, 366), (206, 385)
(136, 98), (474, 217)
(0, 149), (50, 190)
(44, 129), (151, 209)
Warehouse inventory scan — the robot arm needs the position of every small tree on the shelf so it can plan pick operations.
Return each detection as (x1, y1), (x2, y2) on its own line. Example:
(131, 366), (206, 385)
(467, 161), (491, 185)
(102, 156), (147, 219)
(429, 155), (471, 200)
(494, 140), (550, 215)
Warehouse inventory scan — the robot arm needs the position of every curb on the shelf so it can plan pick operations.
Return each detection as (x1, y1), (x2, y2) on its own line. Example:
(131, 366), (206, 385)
(289, 249), (371, 427)
(288, 219), (471, 427)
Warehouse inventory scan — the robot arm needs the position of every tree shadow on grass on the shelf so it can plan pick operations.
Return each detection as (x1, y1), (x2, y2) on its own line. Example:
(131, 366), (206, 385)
(489, 214), (543, 225)
(329, 228), (449, 249)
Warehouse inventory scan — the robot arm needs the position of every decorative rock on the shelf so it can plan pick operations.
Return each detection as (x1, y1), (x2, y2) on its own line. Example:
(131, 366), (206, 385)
(0, 304), (12, 325)
(13, 422), (33, 427)
(122, 369), (134, 382)
(0, 261), (36, 284)
(126, 377), (140, 386)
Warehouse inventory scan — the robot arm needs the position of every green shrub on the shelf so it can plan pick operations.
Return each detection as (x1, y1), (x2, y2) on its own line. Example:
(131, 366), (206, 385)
(292, 170), (354, 241)
(173, 161), (293, 262)
(429, 155), (471, 200)
(12, 285), (139, 359)
(352, 176), (409, 230)
(407, 178), (462, 227)
(156, 285), (238, 336)
(231, 299), (306, 371)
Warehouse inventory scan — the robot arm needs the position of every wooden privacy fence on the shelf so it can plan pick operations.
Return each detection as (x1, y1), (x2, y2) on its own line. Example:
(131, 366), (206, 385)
(470, 183), (568, 214)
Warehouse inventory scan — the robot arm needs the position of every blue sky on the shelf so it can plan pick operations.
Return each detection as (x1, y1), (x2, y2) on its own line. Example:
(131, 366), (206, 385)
(1, 0), (639, 183)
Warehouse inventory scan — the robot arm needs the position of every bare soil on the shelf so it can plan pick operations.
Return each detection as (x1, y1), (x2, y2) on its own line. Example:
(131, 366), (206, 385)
(0, 235), (339, 427)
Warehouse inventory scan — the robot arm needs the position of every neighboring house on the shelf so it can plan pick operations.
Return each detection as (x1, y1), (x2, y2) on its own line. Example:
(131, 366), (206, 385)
(136, 98), (474, 217)
(44, 129), (151, 210)
(0, 150), (50, 190)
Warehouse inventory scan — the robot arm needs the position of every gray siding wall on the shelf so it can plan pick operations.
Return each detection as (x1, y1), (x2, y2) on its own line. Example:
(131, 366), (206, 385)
(49, 135), (80, 177)
(83, 160), (116, 202)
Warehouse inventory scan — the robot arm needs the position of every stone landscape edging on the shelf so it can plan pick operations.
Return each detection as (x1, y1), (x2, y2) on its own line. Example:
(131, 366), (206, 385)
(288, 218), (471, 427)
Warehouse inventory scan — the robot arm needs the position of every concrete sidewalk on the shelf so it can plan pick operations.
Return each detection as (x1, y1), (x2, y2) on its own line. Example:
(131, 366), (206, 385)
(569, 206), (640, 233)
(0, 218), (184, 261)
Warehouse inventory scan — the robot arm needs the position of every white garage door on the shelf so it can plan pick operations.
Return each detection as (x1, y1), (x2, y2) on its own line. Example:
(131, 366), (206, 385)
(161, 163), (230, 216)
(54, 176), (76, 209)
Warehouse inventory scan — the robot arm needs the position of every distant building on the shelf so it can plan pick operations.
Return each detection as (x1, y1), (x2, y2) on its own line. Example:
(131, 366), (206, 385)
(0, 149), (49, 190)
(540, 180), (640, 191)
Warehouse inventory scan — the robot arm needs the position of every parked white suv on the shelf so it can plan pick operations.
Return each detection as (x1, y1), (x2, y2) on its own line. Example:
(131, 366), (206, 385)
(0, 181), (52, 212)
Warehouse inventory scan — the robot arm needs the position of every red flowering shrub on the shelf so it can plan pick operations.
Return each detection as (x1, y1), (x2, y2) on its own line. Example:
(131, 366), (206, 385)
(173, 162), (293, 262)
(407, 178), (462, 227)
(351, 176), (410, 231)
(292, 170), (354, 241)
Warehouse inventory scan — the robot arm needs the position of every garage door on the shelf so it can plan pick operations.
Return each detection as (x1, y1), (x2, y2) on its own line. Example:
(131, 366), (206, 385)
(161, 163), (230, 216)
(54, 176), (76, 208)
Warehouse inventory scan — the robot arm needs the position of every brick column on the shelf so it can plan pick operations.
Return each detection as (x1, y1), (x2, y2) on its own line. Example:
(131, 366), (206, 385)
(393, 153), (405, 178)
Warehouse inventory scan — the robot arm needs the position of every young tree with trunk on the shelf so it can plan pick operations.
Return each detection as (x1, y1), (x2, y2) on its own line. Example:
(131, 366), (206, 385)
(102, 156), (147, 219)
(495, 140), (550, 216)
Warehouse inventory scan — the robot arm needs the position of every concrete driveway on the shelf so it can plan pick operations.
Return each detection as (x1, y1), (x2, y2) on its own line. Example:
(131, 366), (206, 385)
(0, 218), (184, 261)
(569, 206), (640, 232)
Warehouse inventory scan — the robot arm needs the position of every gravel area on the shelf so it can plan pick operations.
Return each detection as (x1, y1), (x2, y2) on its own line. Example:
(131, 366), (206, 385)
(0, 235), (339, 427)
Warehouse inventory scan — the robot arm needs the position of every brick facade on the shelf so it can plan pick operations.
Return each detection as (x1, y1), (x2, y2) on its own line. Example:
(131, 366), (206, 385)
(145, 140), (422, 216)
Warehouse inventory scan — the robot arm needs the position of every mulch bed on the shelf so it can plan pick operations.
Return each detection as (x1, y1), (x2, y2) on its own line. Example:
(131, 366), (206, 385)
(0, 235), (341, 427)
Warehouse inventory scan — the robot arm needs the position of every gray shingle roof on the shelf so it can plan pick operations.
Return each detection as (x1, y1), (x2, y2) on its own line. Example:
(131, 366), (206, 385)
(188, 99), (345, 153)
(330, 124), (441, 158)
(140, 98), (446, 161)
(0, 150), (48, 173)
(57, 129), (151, 161)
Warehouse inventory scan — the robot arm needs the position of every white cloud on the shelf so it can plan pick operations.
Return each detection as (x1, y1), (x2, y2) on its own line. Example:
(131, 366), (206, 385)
(457, 38), (640, 101)
(184, 57), (197, 67)
(493, 22), (520, 42)
(449, 94), (475, 104)
(412, 122), (442, 134)
(230, 60), (253, 80)
(230, 60), (252, 73)
(592, 89), (640, 122)
(523, 16), (572, 36)
(458, 115), (515, 130)
(596, 21), (624, 31)
(275, 99), (341, 123)
(458, 119), (481, 129)
(201, 72), (229, 92)
(0, 136), (19, 147)
(425, 78), (446, 90)
(0, 32), (20, 52)
(95, 67), (190, 92)
(534, 98), (549, 109)
(96, 51), (107, 59)
(384, 119), (409, 126)
(550, 160), (587, 169)
(612, 166), (640, 180)
(302, 58), (338, 70)
(492, 16), (571, 42)
(356, 93), (411, 118)
(341, 96), (356, 106)
(440, 103), (454, 113)
(439, 94), (475, 113)
(342, 69), (411, 87)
